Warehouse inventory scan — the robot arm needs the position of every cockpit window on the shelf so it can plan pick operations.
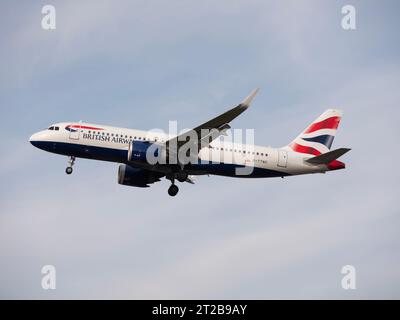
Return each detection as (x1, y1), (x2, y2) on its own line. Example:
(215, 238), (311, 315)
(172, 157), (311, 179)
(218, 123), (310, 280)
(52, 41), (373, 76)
(54, 126), (59, 131)
(48, 126), (54, 130)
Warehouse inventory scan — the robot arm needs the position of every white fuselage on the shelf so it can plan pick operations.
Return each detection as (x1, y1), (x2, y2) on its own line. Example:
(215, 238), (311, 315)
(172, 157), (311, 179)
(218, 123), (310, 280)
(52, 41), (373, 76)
(30, 122), (328, 178)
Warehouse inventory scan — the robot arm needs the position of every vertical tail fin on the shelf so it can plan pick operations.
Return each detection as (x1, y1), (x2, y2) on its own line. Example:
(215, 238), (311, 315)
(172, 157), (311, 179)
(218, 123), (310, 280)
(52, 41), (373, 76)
(286, 109), (343, 156)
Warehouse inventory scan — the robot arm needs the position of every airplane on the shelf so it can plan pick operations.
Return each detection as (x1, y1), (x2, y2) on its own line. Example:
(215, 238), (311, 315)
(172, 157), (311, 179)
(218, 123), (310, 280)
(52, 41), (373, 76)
(29, 88), (350, 196)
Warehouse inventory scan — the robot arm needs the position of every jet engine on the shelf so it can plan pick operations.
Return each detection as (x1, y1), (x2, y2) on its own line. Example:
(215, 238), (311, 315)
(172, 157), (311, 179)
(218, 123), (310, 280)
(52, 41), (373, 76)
(118, 164), (162, 187)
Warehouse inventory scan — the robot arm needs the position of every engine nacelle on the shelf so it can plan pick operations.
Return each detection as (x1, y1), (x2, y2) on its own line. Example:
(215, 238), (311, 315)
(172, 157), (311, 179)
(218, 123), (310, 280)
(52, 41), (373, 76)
(127, 141), (166, 164)
(118, 164), (161, 188)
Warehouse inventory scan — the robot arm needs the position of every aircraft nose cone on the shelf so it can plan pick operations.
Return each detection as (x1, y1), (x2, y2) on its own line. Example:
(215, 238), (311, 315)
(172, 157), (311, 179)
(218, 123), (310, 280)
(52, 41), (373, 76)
(29, 132), (41, 147)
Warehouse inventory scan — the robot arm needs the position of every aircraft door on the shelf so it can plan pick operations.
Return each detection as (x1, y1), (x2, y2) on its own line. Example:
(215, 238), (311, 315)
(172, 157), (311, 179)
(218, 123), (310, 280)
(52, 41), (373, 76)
(277, 150), (288, 168)
(68, 122), (81, 140)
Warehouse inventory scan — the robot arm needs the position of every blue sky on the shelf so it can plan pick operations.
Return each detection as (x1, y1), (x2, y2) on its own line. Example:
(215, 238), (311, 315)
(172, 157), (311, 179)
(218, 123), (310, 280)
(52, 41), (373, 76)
(0, 0), (399, 299)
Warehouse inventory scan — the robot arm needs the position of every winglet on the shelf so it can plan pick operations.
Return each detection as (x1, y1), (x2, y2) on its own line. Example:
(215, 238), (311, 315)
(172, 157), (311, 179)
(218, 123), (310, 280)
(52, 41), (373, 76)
(241, 88), (260, 107)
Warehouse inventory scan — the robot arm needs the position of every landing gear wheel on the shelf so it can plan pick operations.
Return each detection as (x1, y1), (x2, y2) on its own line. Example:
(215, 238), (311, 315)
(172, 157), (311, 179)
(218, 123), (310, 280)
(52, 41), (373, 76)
(66, 156), (75, 175)
(168, 184), (179, 197)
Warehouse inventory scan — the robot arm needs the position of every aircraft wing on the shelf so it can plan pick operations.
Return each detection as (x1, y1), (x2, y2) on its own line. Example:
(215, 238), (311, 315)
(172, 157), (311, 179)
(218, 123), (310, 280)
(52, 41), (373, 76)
(166, 88), (259, 152)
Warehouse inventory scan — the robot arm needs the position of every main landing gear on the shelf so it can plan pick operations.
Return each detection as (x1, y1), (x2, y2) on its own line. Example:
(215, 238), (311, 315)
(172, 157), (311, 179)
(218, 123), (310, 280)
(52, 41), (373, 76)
(175, 171), (188, 183)
(166, 170), (189, 197)
(65, 156), (75, 175)
(168, 184), (179, 197)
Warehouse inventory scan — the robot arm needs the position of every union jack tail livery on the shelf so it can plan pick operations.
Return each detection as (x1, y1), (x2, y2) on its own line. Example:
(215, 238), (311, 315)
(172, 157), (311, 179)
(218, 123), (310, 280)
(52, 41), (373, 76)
(285, 109), (350, 171)
(287, 109), (342, 156)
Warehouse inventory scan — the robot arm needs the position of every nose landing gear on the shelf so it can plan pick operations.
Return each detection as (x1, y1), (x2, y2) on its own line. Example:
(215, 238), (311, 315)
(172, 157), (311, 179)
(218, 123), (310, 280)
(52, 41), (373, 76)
(65, 167), (73, 174)
(65, 156), (75, 175)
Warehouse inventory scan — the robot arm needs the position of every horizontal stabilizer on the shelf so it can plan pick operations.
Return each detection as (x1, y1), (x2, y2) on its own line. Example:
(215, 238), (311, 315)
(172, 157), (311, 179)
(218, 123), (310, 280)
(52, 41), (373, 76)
(305, 148), (351, 165)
